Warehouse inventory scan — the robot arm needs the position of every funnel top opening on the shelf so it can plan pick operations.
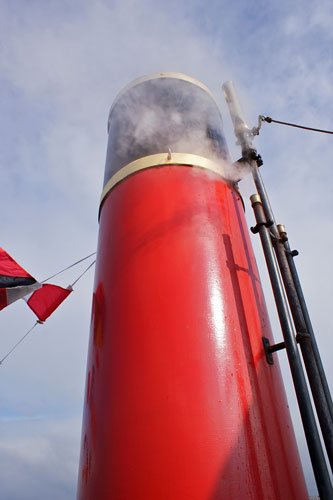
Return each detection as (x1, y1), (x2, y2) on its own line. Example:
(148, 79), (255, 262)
(110, 73), (217, 119)
(104, 73), (229, 187)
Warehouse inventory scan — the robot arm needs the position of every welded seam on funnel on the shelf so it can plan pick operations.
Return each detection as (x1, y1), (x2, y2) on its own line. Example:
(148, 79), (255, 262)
(99, 153), (225, 214)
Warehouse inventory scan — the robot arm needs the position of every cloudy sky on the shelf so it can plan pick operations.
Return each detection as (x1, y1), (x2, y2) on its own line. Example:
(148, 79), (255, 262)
(1, 0), (332, 497)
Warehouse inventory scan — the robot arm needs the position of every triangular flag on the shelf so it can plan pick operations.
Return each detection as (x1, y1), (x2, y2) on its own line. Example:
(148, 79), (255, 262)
(0, 248), (40, 311)
(26, 284), (73, 322)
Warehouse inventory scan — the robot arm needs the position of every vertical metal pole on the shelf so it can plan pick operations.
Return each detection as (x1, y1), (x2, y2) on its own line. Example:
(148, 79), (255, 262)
(251, 165), (278, 234)
(251, 194), (333, 499)
(252, 165), (333, 473)
(274, 233), (333, 472)
(281, 230), (333, 423)
(222, 80), (333, 495)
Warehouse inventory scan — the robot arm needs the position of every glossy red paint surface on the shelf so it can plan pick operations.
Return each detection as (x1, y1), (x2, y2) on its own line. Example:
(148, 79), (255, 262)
(77, 166), (308, 499)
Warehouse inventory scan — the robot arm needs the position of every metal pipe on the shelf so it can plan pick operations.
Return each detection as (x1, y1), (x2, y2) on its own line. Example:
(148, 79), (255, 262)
(281, 231), (333, 423)
(252, 165), (333, 472)
(222, 81), (333, 495)
(251, 194), (333, 499)
(252, 165), (278, 236)
(222, 81), (254, 151)
(274, 227), (333, 465)
(274, 234), (333, 471)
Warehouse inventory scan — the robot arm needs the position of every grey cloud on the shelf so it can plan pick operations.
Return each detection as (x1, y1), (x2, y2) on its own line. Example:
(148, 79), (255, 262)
(0, 0), (332, 497)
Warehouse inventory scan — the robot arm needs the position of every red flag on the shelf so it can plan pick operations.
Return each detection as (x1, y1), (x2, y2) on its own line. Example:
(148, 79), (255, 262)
(0, 248), (40, 311)
(0, 248), (74, 320)
(0, 248), (36, 286)
(27, 284), (73, 322)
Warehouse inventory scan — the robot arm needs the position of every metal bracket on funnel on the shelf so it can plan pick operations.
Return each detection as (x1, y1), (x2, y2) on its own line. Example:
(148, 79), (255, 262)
(262, 337), (287, 365)
(262, 333), (311, 365)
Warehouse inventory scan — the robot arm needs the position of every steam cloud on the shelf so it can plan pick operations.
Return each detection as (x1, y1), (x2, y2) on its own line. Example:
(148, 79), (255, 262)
(105, 75), (252, 186)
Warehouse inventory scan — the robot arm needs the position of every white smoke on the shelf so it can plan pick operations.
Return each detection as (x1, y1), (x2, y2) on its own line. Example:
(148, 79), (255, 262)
(105, 75), (252, 186)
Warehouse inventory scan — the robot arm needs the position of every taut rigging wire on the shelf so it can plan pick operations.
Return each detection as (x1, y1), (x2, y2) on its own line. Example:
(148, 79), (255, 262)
(0, 321), (40, 365)
(41, 252), (96, 283)
(257, 115), (333, 135)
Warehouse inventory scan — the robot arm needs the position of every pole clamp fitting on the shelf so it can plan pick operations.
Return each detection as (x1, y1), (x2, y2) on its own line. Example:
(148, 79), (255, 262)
(250, 219), (274, 234)
(296, 331), (311, 343)
(287, 249), (299, 257)
(241, 149), (263, 167)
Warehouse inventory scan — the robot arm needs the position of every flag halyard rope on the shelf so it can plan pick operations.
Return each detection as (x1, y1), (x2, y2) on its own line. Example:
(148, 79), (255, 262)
(1, 255), (96, 365)
(71, 260), (96, 287)
(41, 252), (96, 283)
(0, 321), (41, 365)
